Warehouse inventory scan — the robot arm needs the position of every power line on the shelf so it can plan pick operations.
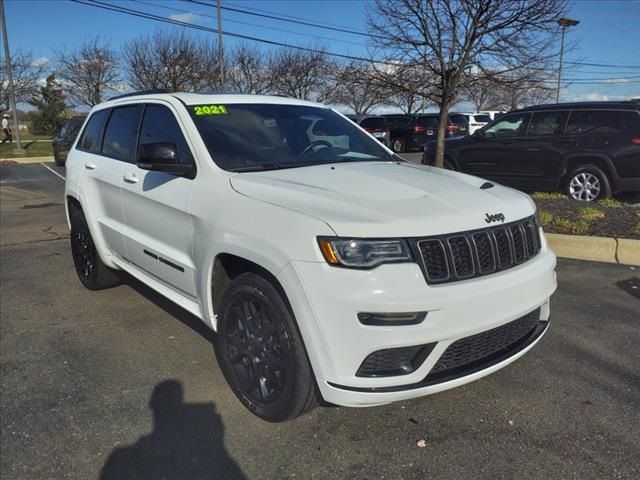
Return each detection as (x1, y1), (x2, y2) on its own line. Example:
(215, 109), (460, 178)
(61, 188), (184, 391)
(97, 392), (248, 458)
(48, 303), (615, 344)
(184, 0), (385, 40)
(562, 75), (640, 81)
(565, 61), (640, 69)
(225, 0), (364, 32)
(130, 0), (365, 47)
(69, 0), (393, 65)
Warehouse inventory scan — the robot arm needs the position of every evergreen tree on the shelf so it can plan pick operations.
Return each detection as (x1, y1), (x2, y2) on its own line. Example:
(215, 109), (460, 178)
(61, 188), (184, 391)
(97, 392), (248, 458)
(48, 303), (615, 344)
(29, 74), (66, 135)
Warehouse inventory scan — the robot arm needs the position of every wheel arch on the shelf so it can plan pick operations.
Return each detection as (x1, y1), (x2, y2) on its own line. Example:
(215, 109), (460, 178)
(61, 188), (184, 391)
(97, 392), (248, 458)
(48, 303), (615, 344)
(560, 154), (617, 190)
(200, 235), (293, 331)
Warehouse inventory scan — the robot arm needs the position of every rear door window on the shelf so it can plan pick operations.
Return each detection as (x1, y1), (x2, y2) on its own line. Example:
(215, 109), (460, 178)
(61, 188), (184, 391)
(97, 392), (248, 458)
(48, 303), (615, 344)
(473, 114), (491, 123)
(78, 109), (110, 153)
(102, 105), (143, 162)
(415, 116), (438, 128)
(527, 111), (568, 136)
(360, 117), (388, 130)
(138, 104), (193, 165)
(449, 114), (468, 125)
(385, 116), (412, 128)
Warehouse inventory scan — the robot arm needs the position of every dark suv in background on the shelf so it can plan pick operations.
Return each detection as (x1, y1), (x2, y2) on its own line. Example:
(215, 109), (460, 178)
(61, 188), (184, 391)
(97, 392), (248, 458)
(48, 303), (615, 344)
(359, 116), (390, 147)
(422, 101), (640, 201)
(383, 114), (463, 153)
(53, 115), (86, 166)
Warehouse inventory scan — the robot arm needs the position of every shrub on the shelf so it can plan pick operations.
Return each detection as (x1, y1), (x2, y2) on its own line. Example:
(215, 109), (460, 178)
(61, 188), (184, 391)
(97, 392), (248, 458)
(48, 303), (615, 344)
(597, 198), (624, 208)
(580, 207), (605, 221)
(537, 210), (553, 226)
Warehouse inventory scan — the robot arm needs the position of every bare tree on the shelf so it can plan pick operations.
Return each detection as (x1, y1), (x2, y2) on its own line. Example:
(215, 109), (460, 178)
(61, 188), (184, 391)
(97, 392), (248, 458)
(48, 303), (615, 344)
(388, 90), (423, 114)
(492, 74), (556, 110)
(56, 37), (120, 108)
(368, 0), (567, 167)
(0, 50), (47, 112)
(227, 43), (272, 94)
(267, 47), (331, 100)
(323, 61), (387, 117)
(123, 29), (220, 92)
(459, 75), (502, 111)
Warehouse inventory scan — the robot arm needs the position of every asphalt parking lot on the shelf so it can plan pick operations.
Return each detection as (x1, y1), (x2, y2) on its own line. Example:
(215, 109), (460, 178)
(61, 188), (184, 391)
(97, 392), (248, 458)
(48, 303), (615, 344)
(1, 162), (639, 479)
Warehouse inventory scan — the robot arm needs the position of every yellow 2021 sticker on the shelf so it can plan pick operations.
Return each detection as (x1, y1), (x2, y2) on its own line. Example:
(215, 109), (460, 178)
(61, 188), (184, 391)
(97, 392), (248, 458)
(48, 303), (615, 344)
(194, 105), (228, 116)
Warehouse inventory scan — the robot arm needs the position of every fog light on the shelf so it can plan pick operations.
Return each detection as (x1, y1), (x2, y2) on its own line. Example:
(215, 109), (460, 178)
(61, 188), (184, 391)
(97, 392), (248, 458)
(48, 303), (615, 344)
(357, 343), (436, 377)
(358, 311), (427, 326)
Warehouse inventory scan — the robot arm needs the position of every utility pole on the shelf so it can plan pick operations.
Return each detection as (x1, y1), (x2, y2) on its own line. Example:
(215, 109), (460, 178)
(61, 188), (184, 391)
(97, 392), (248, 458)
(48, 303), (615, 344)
(217, 0), (224, 91)
(0, 0), (24, 153)
(556, 17), (579, 103)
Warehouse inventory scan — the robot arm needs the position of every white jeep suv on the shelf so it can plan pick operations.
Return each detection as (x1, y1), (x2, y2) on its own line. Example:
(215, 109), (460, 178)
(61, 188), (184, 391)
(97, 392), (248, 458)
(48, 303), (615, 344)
(65, 92), (557, 422)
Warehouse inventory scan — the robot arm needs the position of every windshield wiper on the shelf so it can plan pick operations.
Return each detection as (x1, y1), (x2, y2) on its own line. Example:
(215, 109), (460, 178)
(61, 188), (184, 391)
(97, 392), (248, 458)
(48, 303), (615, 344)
(330, 156), (392, 164)
(228, 163), (283, 172)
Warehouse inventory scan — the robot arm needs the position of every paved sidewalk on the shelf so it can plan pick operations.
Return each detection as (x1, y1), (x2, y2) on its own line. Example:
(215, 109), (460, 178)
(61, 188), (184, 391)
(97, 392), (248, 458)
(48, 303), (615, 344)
(1, 155), (54, 164)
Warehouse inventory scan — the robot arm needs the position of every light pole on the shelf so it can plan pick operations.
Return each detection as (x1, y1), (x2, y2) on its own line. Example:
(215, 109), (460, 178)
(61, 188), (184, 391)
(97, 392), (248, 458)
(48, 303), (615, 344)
(556, 17), (579, 103)
(217, 0), (224, 91)
(0, 0), (24, 153)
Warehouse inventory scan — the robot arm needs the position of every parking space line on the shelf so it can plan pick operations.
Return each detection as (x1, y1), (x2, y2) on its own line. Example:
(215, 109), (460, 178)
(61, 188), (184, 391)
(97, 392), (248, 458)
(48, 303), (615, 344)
(40, 163), (66, 181)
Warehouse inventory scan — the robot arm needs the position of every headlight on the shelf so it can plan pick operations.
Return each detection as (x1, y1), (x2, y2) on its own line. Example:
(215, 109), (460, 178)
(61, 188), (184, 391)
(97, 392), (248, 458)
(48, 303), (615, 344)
(317, 237), (413, 269)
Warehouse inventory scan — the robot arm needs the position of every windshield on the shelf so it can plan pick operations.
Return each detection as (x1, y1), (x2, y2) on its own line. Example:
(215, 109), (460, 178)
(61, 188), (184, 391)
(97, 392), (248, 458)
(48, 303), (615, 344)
(190, 103), (394, 172)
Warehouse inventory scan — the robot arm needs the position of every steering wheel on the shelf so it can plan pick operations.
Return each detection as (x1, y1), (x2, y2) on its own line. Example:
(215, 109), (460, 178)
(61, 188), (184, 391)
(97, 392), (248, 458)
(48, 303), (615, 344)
(300, 140), (333, 157)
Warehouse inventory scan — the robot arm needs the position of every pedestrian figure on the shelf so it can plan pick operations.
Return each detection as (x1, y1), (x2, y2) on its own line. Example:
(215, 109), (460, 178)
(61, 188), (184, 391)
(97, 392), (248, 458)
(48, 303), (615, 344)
(1, 113), (12, 144)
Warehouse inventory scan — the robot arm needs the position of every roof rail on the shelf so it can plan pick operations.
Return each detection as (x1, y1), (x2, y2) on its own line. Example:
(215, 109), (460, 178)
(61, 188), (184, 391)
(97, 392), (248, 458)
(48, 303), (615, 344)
(108, 89), (173, 101)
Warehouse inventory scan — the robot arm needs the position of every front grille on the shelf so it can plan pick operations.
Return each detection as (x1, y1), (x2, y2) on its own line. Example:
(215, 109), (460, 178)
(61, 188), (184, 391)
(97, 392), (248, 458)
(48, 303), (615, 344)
(428, 308), (541, 379)
(415, 216), (540, 284)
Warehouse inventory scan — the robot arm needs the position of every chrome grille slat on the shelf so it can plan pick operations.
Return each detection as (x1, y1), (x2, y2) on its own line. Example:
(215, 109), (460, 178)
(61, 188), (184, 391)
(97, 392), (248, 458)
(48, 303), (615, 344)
(416, 216), (541, 285)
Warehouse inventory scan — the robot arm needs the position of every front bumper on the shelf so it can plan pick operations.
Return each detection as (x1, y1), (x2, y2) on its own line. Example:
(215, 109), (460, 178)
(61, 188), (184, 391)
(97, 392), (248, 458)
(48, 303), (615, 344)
(278, 240), (557, 407)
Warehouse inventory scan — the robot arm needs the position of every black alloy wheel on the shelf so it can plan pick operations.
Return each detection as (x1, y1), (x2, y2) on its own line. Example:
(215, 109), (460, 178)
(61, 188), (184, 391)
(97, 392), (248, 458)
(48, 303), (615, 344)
(69, 207), (121, 290)
(215, 273), (317, 422)
(225, 297), (289, 404)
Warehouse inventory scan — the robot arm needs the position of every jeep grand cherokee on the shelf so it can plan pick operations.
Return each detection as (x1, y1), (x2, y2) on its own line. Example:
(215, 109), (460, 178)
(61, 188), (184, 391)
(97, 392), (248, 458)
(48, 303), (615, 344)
(65, 92), (557, 421)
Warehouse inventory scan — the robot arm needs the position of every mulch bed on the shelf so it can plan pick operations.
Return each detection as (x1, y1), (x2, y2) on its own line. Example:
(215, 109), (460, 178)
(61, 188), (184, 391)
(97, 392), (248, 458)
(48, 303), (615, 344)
(533, 196), (640, 240)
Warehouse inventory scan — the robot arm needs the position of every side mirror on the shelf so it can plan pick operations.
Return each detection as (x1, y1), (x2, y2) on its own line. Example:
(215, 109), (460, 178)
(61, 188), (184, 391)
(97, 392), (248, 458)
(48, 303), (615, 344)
(137, 142), (194, 176)
(473, 130), (486, 140)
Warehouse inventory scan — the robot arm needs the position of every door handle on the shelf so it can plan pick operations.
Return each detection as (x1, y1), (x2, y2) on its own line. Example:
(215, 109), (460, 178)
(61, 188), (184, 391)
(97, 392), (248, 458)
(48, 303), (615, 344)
(526, 148), (542, 152)
(123, 173), (138, 184)
(84, 163), (96, 170)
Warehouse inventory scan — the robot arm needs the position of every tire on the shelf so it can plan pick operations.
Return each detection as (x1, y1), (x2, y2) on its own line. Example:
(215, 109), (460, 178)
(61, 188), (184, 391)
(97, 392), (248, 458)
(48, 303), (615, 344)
(69, 207), (121, 290)
(391, 138), (405, 153)
(214, 272), (317, 422)
(565, 165), (611, 202)
(53, 148), (64, 167)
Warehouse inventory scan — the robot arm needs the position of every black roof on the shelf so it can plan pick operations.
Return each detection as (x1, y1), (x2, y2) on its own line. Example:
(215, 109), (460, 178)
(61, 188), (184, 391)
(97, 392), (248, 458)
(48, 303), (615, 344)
(518, 101), (639, 112)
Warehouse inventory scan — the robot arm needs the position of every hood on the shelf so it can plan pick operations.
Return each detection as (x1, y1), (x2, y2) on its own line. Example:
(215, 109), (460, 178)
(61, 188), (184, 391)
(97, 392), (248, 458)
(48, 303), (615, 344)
(230, 161), (535, 237)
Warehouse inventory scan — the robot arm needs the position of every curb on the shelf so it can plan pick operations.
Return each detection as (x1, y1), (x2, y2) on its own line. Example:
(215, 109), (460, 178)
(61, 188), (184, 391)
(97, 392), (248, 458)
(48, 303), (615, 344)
(1, 156), (54, 164)
(545, 233), (640, 266)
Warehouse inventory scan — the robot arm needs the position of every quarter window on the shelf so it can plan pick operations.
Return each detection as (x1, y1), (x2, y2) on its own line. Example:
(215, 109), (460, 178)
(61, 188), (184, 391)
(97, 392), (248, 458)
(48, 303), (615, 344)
(78, 109), (109, 153)
(102, 105), (143, 162)
(566, 110), (624, 135)
(138, 105), (193, 164)
(528, 111), (568, 136)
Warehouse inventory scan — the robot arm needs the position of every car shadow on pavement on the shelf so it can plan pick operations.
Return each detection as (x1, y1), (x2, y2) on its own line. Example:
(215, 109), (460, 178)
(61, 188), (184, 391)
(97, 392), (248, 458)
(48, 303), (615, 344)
(122, 274), (216, 344)
(100, 380), (246, 480)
